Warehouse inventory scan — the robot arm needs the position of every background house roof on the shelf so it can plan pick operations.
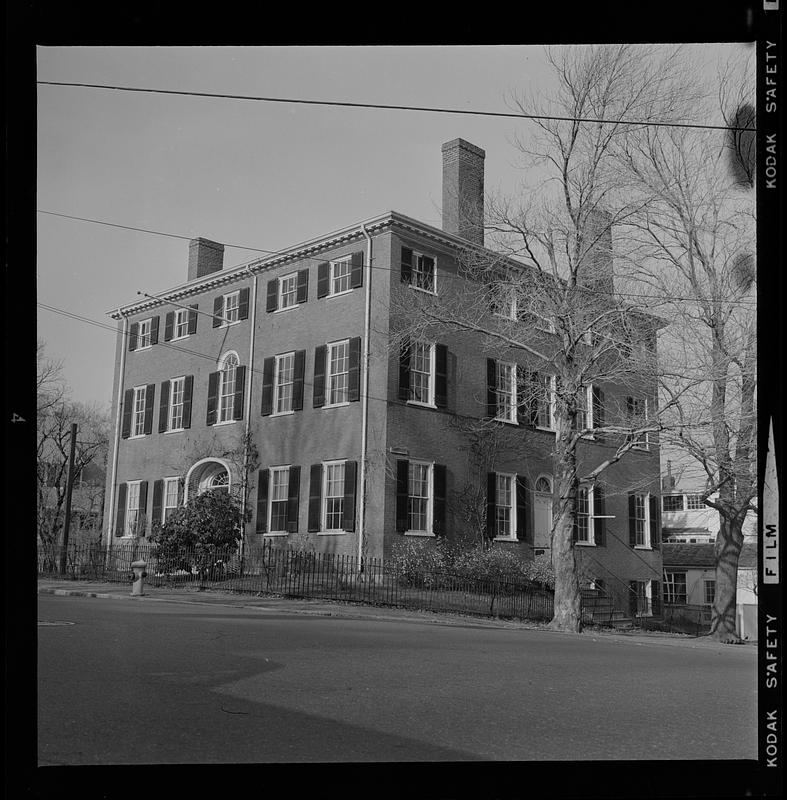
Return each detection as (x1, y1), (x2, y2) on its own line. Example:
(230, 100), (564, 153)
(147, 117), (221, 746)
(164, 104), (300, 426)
(662, 542), (757, 569)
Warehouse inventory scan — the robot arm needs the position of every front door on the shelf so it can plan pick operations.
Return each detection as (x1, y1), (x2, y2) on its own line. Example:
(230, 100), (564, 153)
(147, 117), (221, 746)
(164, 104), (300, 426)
(533, 493), (552, 549)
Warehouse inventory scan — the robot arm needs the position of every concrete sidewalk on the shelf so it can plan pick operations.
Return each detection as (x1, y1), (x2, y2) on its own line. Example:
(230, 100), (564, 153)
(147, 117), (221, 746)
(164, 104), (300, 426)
(37, 578), (756, 652)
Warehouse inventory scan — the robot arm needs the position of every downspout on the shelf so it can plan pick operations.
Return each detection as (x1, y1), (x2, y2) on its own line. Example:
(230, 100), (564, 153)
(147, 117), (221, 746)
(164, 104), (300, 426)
(239, 266), (258, 563)
(358, 225), (373, 568)
(105, 313), (128, 550)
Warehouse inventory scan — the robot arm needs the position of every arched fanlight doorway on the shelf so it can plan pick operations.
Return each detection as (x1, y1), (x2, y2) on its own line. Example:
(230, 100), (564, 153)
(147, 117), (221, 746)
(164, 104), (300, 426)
(533, 475), (553, 549)
(184, 458), (233, 503)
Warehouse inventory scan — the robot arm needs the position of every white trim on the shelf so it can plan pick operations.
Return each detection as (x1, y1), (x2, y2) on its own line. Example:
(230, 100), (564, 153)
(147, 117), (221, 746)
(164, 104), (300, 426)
(406, 340), (436, 406)
(220, 290), (241, 326)
(267, 465), (291, 535)
(493, 471), (518, 541)
(405, 459), (434, 535)
(162, 476), (180, 524)
(321, 459), (347, 533)
(273, 351), (296, 415)
(328, 255), (353, 296)
(167, 375), (186, 432)
(406, 250), (438, 295)
(278, 271), (300, 311)
(106, 314), (128, 547)
(325, 338), (351, 407)
(184, 457), (233, 503)
(494, 361), (518, 424)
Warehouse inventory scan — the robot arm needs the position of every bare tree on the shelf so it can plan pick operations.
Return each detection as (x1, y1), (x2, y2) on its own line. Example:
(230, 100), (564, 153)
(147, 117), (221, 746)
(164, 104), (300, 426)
(618, 57), (756, 642)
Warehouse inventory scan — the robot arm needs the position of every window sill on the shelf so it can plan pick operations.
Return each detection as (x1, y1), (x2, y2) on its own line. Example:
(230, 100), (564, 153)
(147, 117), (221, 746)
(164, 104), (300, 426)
(404, 531), (435, 538)
(494, 416), (518, 426)
(135, 344), (153, 352)
(634, 545), (653, 551)
(318, 530), (346, 536)
(323, 401), (351, 410)
(273, 304), (300, 314)
(493, 536), (518, 543)
(128, 434), (147, 440)
(407, 284), (437, 297)
(219, 320), (241, 328)
(264, 532), (289, 537)
(406, 400), (437, 410)
(171, 334), (190, 342)
(213, 419), (239, 427)
(327, 289), (353, 299)
(271, 410), (295, 418)
(164, 428), (185, 435)
(575, 541), (596, 547)
(535, 426), (556, 433)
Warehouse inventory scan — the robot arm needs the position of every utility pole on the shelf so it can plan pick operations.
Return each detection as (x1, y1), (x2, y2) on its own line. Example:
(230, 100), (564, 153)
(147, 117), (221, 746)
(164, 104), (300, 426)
(59, 423), (78, 576)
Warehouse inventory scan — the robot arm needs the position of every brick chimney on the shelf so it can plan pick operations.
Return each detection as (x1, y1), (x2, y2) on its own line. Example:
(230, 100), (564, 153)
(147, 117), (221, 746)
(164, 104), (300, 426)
(441, 138), (485, 246)
(579, 209), (614, 294)
(188, 237), (224, 281)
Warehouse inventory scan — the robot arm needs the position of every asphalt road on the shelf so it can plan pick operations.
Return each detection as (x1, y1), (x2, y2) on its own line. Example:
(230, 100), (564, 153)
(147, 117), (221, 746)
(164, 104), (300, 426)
(38, 594), (757, 764)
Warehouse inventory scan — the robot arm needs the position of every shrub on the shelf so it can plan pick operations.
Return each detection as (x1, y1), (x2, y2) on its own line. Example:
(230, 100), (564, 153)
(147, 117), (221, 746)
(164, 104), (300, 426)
(450, 545), (530, 584)
(389, 538), (448, 587)
(520, 554), (555, 588)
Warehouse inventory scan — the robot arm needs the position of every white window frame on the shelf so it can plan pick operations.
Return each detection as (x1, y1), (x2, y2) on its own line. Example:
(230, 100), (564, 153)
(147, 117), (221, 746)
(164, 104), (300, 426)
(493, 472), (517, 541)
(629, 397), (650, 450)
(495, 361), (517, 424)
(125, 480), (142, 537)
(217, 352), (239, 424)
(685, 493), (705, 511)
(137, 318), (153, 350)
(663, 571), (688, 605)
(162, 477), (180, 523)
(575, 485), (595, 546)
(222, 291), (240, 326)
(492, 283), (517, 320)
(405, 460), (434, 536)
(273, 352), (296, 415)
(278, 272), (299, 311)
(326, 339), (350, 407)
(633, 493), (651, 548)
(633, 579), (653, 617)
(267, 466), (291, 535)
(534, 316), (556, 334)
(577, 385), (594, 433)
(662, 494), (685, 512)
(329, 256), (353, 297)
(535, 373), (556, 431)
(408, 251), (437, 295)
(408, 341), (436, 407)
(321, 460), (346, 533)
(703, 579), (716, 606)
(173, 308), (190, 340)
(131, 386), (147, 438)
(167, 376), (186, 432)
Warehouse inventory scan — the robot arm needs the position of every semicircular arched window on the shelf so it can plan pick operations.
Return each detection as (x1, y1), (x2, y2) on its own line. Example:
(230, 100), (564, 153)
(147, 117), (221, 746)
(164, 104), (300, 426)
(218, 352), (239, 423)
(535, 476), (552, 494)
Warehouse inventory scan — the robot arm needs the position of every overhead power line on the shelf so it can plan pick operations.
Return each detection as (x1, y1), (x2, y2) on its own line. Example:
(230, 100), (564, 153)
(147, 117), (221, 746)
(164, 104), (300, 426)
(37, 81), (756, 133)
(37, 208), (757, 307)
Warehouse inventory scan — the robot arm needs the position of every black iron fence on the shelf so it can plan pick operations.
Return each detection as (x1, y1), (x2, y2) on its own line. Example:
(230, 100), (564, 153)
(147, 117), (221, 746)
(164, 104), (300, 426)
(38, 543), (555, 623)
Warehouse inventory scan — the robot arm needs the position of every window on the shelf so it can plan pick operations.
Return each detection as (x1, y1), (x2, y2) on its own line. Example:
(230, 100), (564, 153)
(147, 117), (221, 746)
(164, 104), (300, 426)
(174, 308), (190, 339)
(492, 283), (516, 319)
(663, 571), (687, 604)
(626, 396), (649, 449)
(409, 342), (434, 405)
(496, 362), (517, 423)
(402, 247), (436, 293)
(138, 319), (153, 349)
(633, 494), (649, 547)
(686, 494), (705, 510)
(274, 353), (295, 414)
(223, 291), (240, 324)
(495, 473), (516, 539)
(331, 257), (352, 295)
(132, 386), (146, 437)
(218, 353), (239, 423)
(576, 487), (592, 544)
(279, 273), (299, 310)
(631, 580), (653, 617)
(407, 462), (432, 534)
(163, 478), (179, 522)
(663, 495), (684, 512)
(269, 467), (290, 533)
(577, 385), (594, 430)
(327, 340), (350, 405)
(535, 373), (556, 430)
(125, 481), (142, 536)
(323, 462), (346, 531)
(168, 377), (185, 431)
(703, 579), (716, 606)
(535, 316), (556, 334)
(206, 470), (229, 493)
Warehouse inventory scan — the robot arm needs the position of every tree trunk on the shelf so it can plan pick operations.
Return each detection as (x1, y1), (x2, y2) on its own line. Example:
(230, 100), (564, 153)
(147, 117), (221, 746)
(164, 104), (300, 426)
(708, 514), (744, 643)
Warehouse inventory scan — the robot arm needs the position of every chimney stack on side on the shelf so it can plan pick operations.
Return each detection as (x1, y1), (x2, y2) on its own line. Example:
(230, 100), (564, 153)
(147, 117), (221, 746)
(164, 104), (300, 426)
(188, 237), (225, 281)
(441, 138), (485, 246)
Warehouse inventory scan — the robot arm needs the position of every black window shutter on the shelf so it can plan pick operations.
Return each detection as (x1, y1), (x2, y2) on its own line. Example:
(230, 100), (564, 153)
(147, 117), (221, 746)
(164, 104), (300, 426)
(348, 337), (361, 402)
(182, 376), (194, 429)
(256, 469), (269, 534)
(517, 476), (530, 543)
(628, 494), (637, 546)
(138, 481), (148, 535)
(651, 580), (661, 615)
(593, 385), (605, 432)
(626, 396), (635, 417)
(398, 339), (411, 401)
(401, 247), (413, 283)
(212, 296), (223, 328)
(313, 346), (327, 408)
(317, 262), (330, 298)
(115, 483), (127, 537)
(629, 581), (639, 616)
(177, 479), (184, 506)
(121, 388), (134, 439)
(527, 371), (539, 426)
(343, 460), (358, 532)
(158, 380), (170, 433)
(266, 279), (278, 312)
(395, 460), (409, 532)
(296, 269), (309, 304)
(350, 251), (364, 288)
(152, 479), (164, 526)
(486, 472), (496, 540)
(206, 372), (219, 426)
(487, 359), (498, 419)
(261, 357), (275, 416)
(143, 384), (155, 435)
(292, 350), (306, 411)
(516, 366), (528, 425)
(649, 494), (661, 549)
(164, 312), (174, 342)
(433, 464), (447, 536)
(307, 464), (323, 532)
(286, 466), (301, 533)
(594, 485), (606, 546)
(232, 365), (246, 420)
(188, 304), (198, 335)
(150, 316), (160, 345)
(128, 322), (139, 352)
(435, 344), (448, 408)
(238, 287), (250, 320)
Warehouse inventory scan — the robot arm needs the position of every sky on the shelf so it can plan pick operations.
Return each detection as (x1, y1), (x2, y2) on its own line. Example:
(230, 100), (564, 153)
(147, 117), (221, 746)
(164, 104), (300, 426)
(36, 44), (747, 425)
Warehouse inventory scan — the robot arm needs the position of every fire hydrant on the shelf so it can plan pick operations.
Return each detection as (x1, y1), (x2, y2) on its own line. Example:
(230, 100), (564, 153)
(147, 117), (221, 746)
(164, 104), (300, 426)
(130, 560), (147, 596)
